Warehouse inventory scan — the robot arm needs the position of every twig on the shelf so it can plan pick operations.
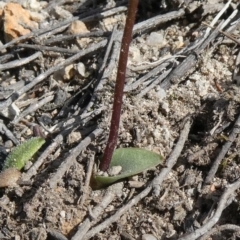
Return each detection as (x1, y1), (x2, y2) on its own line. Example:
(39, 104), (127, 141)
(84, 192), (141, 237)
(0, 52), (42, 71)
(17, 44), (84, 55)
(160, 5), (238, 90)
(79, 153), (95, 206)
(83, 30), (120, 114)
(124, 62), (169, 92)
(203, 0), (232, 39)
(50, 9), (189, 117)
(0, 16), (81, 52)
(36, 24), (70, 43)
(47, 228), (68, 240)
(137, 67), (172, 98)
(202, 22), (240, 45)
(4, 80), (25, 94)
(79, 119), (191, 239)
(159, 18), (220, 90)
(101, 40), (121, 80)
(0, 1), (157, 54)
(43, 30), (110, 45)
(0, 120), (20, 145)
(199, 224), (240, 240)
(12, 95), (54, 124)
(0, 53), (14, 64)
(205, 113), (240, 185)
(132, 9), (185, 34)
(81, 185), (150, 240)
(18, 39), (106, 96)
(178, 178), (240, 240)
(1, 4), (114, 49)
(21, 138), (63, 181)
(22, 108), (104, 181)
(21, 108), (104, 182)
(188, 143), (218, 163)
(80, 6), (127, 23)
(71, 182), (123, 240)
(128, 55), (185, 72)
(49, 128), (103, 188)
(152, 118), (192, 196)
(0, 39), (107, 111)
(98, 25), (118, 80)
(0, 96), (18, 112)
(56, 106), (105, 134)
(44, 0), (70, 11)
(184, 0), (234, 53)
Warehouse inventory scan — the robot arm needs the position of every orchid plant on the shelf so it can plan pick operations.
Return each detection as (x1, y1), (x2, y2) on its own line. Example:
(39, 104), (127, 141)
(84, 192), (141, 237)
(93, 0), (163, 188)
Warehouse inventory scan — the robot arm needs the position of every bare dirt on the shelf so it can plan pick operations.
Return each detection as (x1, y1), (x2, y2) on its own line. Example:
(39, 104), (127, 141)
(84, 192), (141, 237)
(1, 0), (240, 239)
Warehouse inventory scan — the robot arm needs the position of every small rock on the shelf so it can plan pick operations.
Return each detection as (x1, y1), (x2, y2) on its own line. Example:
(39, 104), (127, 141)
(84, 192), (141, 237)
(101, 16), (118, 31)
(53, 61), (75, 81)
(173, 205), (186, 221)
(195, 78), (210, 97)
(129, 45), (142, 63)
(3, 3), (38, 42)
(0, 103), (20, 120)
(175, 36), (185, 49)
(0, 40), (6, 54)
(100, 14), (125, 31)
(60, 210), (66, 218)
(161, 102), (169, 114)
(62, 64), (75, 81)
(29, 11), (47, 22)
(68, 20), (89, 34)
(68, 20), (90, 48)
(76, 62), (86, 77)
(52, 6), (72, 19)
(4, 140), (13, 149)
(107, 166), (122, 176)
(21, 0), (41, 10)
(14, 235), (21, 240)
(146, 32), (166, 47)
(152, 129), (161, 140)
(39, 1), (48, 8)
(38, 114), (52, 126)
(156, 87), (166, 100)
(67, 131), (82, 145)
(97, 170), (104, 176)
(142, 234), (158, 240)
(24, 160), (33, 170)
(128, 180), (145, 188)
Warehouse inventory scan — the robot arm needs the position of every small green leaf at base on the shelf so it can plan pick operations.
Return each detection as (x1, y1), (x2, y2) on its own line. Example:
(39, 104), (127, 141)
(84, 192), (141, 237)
(3, 137), (45, 170)
(94, 148), (163, 188)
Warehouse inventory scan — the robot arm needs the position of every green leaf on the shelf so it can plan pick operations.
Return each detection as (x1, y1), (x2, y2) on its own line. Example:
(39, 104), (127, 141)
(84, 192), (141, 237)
(3, 137), (45, 170)
(94, 148), (163, 187)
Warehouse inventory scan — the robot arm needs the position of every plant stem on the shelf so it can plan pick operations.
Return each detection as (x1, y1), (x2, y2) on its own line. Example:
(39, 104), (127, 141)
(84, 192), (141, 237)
(100, 0), (139, 171)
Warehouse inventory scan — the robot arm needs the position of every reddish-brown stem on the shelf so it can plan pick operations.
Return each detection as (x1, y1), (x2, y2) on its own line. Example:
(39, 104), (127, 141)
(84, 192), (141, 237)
(100, 0), (139, 171)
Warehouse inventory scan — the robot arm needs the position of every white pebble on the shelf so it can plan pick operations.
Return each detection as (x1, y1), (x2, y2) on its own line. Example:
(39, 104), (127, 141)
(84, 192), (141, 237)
(147, 32), (166, 47)
(76, 62), (86, 77)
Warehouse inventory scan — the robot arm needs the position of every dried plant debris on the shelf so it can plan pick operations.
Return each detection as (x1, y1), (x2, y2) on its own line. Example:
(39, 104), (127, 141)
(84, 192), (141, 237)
(1, 0), (240, 239)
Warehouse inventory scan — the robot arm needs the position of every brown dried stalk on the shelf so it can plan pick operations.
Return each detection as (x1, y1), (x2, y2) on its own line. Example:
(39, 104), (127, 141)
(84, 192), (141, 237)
(100, 0), (139, 171)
